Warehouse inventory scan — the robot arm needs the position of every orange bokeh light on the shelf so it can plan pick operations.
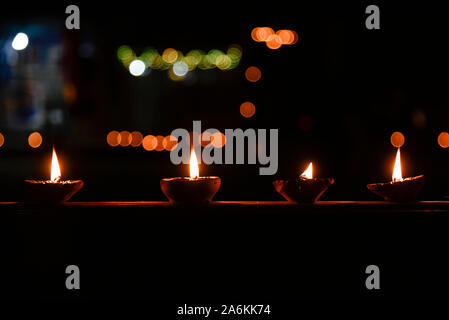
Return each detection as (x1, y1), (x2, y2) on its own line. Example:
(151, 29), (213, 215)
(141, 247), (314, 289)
(0, 133), (4, 147)
(155, 135), (165, 151)
(142, 135), (157, 151)
(240, 102), (256, 118)
(119, 131), (132, 147)
(390, 132), (405, 148)
(266, 34), (282, 49)
(199, 131), (212, 147)
(107, 131), (121, 147)
(211, 132), (226, 148)
(245, 66), (262, 82)
(130, 131), (143, 147)
(163, 135), (178, 151)
(28, 132), (43, 148)
(438, 132), (449, 148)
(256, 27), (275, 42)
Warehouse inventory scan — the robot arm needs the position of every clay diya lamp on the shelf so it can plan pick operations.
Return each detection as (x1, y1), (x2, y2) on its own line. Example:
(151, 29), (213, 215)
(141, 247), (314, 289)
(24, 148), (84, 203)
(273, 162), (334, 203)
(367, 148), (424, 202)
(160, 149), (221, 205)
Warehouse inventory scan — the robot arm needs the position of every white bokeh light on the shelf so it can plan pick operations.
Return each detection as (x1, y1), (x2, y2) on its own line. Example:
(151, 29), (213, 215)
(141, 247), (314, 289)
(128, 59), (146, 76)
(12, 32), (29, 51)
(173, 61), (188, 77)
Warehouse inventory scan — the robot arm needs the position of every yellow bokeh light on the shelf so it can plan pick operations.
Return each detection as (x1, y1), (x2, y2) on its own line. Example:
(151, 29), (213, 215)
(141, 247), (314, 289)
(162, 48), (178, 64)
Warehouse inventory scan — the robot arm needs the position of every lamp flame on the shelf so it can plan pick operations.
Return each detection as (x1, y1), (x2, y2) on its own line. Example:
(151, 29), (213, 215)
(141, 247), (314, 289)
(392, 148), (402, 182)
(301, 162), (313, 179)
(190, 149), (199, 179)
(51, 147), (61, 182)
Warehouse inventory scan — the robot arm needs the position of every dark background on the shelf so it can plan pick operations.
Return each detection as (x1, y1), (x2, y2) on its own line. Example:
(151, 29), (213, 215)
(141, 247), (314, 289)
(0, 1), (448, 202)
(1, 0), (449, 304)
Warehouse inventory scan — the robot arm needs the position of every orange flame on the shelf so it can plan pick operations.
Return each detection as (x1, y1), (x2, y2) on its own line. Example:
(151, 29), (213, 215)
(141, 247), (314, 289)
(51, 147), (61, 181)
(301, 162), (313, 179)
(392, 148), (403, 182)
(190, 149), (199, 179)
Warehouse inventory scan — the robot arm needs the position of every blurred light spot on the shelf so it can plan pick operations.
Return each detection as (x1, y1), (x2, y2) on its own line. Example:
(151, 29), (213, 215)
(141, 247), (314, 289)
(390, 131), (405, 148)
(129, 59), (146, 76)
(173, 61), (189, 76)
(163, 135), (178, 151)
(142, 135), (157, 151)
(256, 27), (274, 42)
(276, 30), (294, 44)
(266, 35), (282, 49)
(240, 102), (256, 118)
(162, 48), (178, 64)
(297, 115), (312, 131)
(130, 131), (143, 147)
(28, 132), (42, 148)
(200, 131), (212, 147)
(211, 132), (226, 148)
(107, 131), (121, 147)
(119, 131), (132, 147)
(117, 45), (135, 66)
(245, 66), (261, 82)
(63, 82), (77, 103)
(438, 132), (449, 148)
(216, 54), (232, 70)
(48, 109), (64, 125)
(12, 32), (29, 50)
(155, 135), (165, 151)
(411, 109), (427, 128)
(0, 133), (4, 147)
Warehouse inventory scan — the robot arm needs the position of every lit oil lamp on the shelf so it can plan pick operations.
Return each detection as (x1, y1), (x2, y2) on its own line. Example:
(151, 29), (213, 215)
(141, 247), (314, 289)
(273, 162), (334, 203)
(24, 147), (84, 203)
(160, 149), (221, 205)
(367, 148), (424, 202)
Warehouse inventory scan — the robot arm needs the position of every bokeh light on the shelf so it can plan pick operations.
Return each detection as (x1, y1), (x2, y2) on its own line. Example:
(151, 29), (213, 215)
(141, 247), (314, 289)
(119, 131), (132, 147)
(390, 131), (405, 148)
(128, 59), (146, 76)
(266, 35), (282, 49)
(142, 135), (157, 151)
(240, 102), (256, 118)
(28, 132), (43, 148)
(438, 132), (449, 148)
(0, 133), (4, 147)
(162, 48), (178, 64)
(163, 135), (178, 151)
(130, 131), (143, 147)
(173, 61), (189, 76)
(211, 132), (226, 148)
(12, 32), (29, 50)
(245, 66), (261, 82)
(200, 131), (212, 147)
(107, 131), (121, 147)
(155, 135), (165, 151)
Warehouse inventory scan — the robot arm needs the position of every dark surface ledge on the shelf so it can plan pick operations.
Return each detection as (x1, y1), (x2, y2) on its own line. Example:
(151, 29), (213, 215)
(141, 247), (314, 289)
(1, 200), (448, 213)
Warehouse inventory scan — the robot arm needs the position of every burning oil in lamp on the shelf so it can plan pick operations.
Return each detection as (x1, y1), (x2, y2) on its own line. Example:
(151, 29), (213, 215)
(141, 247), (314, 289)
(24, 147), (84, 203)
(273, 162), (334, 203)
(366, 148), (424, 202)
(160, 149), (221, 205)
